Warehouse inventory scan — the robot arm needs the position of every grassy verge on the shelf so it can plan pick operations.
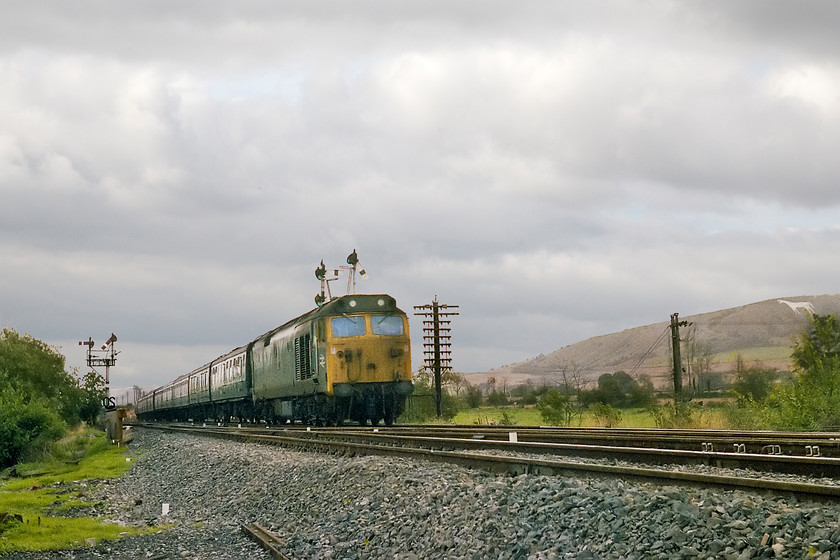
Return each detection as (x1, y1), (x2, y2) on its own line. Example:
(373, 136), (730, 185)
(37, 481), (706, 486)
(451, 405), (731, 428)
(0, 427), (157, 554)
(452, 406), (658, 427)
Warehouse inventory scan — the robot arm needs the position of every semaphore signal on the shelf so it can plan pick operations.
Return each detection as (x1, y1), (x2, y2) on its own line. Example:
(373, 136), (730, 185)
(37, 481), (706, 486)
(315, 249), (369, 306)
(78, 333), (119, 410)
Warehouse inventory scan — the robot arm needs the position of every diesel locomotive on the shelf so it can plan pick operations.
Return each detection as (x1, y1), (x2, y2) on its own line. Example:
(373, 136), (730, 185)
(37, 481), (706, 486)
(135, 293), (413, 426)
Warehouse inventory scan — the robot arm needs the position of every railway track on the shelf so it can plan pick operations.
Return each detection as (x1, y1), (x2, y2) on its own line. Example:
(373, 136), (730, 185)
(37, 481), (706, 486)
(373, 425), (840, 457)
(136, 423), (840, 501)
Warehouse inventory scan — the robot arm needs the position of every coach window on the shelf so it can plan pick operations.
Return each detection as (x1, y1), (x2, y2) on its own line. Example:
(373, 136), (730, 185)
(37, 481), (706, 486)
(371, 315), (404, 335)
(330, 316), (366, 337)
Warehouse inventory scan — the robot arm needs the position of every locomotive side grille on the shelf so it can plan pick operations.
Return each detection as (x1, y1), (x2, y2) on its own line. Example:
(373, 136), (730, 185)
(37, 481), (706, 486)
(294, 334), (312, 381)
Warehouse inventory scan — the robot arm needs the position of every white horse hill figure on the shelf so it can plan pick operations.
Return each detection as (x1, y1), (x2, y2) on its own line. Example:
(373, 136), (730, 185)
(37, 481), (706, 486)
(778, 299), (816, 316)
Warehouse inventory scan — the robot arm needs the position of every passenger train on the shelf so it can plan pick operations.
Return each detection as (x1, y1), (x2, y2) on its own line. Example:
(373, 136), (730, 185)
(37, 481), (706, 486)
(135, 293), (413, 426)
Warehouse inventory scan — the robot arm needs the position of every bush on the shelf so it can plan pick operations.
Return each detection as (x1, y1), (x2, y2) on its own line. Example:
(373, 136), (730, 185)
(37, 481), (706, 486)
(723, 396), (774, 430)
(647, 402), (697, 428)
(0, 389), (66, 469)
(732, 315), (840, 431)
(486, 391), (509, 406)
(498, 410), (517, 426)
(537, 389), (572, 426)
(399, 392), (458, 422)
(590, 403), (622, 428)
(462, 385), (484, 409)
(762, 356), (840, 430)
(0, 328), (109, 469)
(398, 368), (462, 423)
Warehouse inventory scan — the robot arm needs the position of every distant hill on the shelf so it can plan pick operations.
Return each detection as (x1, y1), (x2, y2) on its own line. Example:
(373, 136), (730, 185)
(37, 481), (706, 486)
(467, 294), (840, 390)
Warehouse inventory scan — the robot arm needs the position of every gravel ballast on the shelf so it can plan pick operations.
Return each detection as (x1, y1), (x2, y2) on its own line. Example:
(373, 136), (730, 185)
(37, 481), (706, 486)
(7, 428), (840, 559)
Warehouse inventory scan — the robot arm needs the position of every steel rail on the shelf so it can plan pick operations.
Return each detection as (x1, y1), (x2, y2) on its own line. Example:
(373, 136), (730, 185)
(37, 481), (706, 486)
(241, 523), (291, 560)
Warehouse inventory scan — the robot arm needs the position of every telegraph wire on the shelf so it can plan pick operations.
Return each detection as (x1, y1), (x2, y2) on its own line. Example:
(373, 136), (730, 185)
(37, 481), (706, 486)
(628, 325), (671, 378)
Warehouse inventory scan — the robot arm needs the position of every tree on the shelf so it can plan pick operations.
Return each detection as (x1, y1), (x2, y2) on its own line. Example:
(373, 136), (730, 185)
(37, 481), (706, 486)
(552, 362), (586, 425)
(462, 384), (483, 408)
(77, 371), (107, 425)
(731, 366), (776, 402)
(537, 389), (573, 426)
(0, 328), (104, 467)
(761, 315), (840, 430)
(510, 380), (541, 405)
(486, 390), (509, 406)
(0, 328), (82, 424)
(443, 371), (468, 397)
(628, 375), (656, 407)
(792, 314), (840, 372)
(580, 371), (654, 408)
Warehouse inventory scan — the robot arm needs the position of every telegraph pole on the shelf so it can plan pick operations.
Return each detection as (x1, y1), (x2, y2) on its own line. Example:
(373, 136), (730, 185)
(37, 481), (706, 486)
(414, 297), (459, 417)
(670, 313), (688, 403)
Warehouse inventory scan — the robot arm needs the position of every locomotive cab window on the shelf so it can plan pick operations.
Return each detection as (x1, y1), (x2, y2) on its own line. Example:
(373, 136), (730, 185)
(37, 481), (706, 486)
(371, 315), (404, 336)
(330, 316), (366, 337)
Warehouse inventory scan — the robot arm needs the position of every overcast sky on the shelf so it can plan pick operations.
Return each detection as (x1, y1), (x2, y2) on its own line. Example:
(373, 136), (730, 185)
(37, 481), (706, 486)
(2, 1), (839, 391)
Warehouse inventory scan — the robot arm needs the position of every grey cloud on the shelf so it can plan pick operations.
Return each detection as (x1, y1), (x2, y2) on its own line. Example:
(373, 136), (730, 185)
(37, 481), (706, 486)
(3, 2), (840, 385)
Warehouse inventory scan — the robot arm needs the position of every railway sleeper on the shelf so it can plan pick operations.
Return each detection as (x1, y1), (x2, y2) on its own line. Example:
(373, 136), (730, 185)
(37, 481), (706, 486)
(806, 445), (821, 457)
(761, 445), (783, 455)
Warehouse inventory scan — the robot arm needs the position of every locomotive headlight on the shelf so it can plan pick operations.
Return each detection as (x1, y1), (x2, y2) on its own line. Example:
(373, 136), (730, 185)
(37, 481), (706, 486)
(348, 300), (357, 308)
(377, 299), (385, 307)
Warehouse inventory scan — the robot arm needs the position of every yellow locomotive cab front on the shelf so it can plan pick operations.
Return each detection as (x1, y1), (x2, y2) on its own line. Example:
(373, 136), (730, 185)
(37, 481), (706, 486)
(321, 300), (413, 425)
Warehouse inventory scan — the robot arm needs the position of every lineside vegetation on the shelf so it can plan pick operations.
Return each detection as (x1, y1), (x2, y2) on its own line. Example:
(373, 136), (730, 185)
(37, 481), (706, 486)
(0, 328), (107, 469)
(403, 314), (840, 432)
(0, 427), (154, 553)
(0, 328), (157, 553)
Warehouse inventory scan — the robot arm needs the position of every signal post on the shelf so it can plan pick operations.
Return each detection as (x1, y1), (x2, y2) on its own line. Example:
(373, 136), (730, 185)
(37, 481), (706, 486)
(79, 333), (124, 444)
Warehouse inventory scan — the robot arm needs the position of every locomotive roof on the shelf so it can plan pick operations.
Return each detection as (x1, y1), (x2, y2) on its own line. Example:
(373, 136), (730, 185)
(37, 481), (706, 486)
(317, 293), (402, 316)
(148, 293), (404, 395)
(253, 293), (404, 346)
